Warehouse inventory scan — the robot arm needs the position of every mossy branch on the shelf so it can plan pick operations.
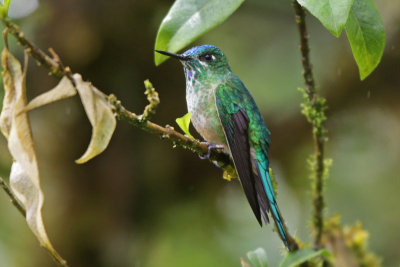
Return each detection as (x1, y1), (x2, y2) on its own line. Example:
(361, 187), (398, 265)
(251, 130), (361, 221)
(108, 93), (230, 164)
(138, 79), (160, 122)
(1, 18), (231, 170)
(292, 1), (329, 250)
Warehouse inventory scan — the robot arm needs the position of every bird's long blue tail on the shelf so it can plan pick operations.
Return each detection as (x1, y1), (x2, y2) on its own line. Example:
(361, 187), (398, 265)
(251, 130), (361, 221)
(258, 164), (290, 250)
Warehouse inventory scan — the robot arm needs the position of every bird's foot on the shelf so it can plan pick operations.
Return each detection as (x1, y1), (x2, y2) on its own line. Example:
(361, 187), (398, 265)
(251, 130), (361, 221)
(198, 142), (224, 160)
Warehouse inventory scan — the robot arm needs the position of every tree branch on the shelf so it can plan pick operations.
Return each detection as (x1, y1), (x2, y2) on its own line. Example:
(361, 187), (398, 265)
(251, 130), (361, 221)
(0, 176), (26, 216)
(108, 93), (231, 164)
(2, 19), (67, 79)
(1, 18), (232, 168)
(292, 1), (328, 250)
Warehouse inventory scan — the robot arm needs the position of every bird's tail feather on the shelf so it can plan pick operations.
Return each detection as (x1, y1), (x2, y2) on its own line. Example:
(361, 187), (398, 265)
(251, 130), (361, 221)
(256, 162), (290, 250)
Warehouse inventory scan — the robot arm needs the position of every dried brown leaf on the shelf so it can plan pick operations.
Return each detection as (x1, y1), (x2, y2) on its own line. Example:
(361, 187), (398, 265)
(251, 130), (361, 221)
(73, 74), (116, 163)
(0, 46), (64, 262)
(25, 76), (76, 112)
(0, 47), (20, 138)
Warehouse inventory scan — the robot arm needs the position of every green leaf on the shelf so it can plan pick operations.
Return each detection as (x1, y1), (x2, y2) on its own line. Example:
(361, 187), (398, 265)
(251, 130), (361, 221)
(176, 112), (194, 139)
(0, 0), (10, 18)
(297, 0), (354, 37)
(279, 248), (331, 267)
(154, 0), (245, 65)
(345, 0), (385, 80)
(247, 248), (268, 267)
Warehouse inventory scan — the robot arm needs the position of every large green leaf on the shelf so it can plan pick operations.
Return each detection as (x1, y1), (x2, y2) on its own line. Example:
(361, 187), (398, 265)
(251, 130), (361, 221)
(297, 0), (354, 37)
(154, 0), (245, 66)
(345, 0), (385, 80)
(279, 248), (331, 267)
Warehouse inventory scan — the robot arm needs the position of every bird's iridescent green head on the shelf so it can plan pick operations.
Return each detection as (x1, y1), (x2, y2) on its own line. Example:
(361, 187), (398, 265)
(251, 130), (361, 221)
(156, 45), (231, 77)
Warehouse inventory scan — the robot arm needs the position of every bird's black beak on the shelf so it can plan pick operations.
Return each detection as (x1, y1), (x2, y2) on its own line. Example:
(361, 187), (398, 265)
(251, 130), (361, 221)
(155, 50), (190, 61)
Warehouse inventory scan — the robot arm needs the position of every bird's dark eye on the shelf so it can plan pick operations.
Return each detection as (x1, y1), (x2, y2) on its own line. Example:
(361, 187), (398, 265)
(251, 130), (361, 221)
(200, 54), (214, 62)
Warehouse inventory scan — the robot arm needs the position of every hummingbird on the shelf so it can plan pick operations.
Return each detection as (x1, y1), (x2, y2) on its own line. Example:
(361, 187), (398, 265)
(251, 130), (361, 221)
(156, 45), (291, 250)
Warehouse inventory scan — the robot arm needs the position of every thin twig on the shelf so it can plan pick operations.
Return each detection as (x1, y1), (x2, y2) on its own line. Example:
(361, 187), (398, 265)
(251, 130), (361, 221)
(0, 176), (26, 216)
(139, 79), (160, 121)
(293, 3), (316, 99)
(3, 19), (62, 77)
(108, 94), (230, 164)
(292, 1), (327, 250)
(2, 19), (75, 85)
(1, 176), (68, 266)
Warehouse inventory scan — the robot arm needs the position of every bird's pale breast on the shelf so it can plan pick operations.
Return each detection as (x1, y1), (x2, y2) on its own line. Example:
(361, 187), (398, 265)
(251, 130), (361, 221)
(186, 82), (229, 152)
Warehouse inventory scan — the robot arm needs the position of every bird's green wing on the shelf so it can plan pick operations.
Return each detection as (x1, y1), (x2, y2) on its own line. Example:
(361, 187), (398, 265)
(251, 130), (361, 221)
(215, 76), (290, 249)
(215, 80), (262, 225)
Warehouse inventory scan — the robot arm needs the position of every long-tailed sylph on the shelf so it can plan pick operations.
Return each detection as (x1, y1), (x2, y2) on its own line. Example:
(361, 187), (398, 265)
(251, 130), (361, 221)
(156, 45), (291, 250)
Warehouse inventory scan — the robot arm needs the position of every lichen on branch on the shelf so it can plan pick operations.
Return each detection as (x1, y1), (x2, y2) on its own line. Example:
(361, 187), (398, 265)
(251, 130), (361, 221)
(139, 79), (160, 122)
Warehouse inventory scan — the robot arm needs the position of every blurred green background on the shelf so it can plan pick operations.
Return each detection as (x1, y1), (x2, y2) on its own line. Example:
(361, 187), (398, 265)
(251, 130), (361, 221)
(0, 0), (399, 266)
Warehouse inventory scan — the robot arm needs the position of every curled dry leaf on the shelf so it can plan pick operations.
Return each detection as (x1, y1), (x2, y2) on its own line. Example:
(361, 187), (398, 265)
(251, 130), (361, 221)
(25, 76), (76, 112)
(0, 47), (20, 139)
(73, 74), (116, 164)
(0, 46), (64, 261)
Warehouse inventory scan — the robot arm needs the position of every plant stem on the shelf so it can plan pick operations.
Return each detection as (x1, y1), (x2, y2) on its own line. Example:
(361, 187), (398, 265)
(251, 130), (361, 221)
(108, 94), (231, 164)
(292, 1), (327, 249)
(1, 18), (231, 168)
(0, 176), (26, 216)
(0, 176), (68, 266)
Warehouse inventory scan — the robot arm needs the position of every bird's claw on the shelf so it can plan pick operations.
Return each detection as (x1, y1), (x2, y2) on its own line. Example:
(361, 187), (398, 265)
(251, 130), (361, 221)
(198, 142), (224, 160)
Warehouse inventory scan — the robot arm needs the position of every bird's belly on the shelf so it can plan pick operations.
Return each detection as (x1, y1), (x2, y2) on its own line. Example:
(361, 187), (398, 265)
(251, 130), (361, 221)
(192, 110), (227, 148)
(186, 90), (228, 152)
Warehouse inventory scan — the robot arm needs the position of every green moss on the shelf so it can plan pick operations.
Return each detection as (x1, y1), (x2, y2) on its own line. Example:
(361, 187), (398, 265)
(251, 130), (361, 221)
(322, 216), (381, 267)
(298, 87), (328, 138)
